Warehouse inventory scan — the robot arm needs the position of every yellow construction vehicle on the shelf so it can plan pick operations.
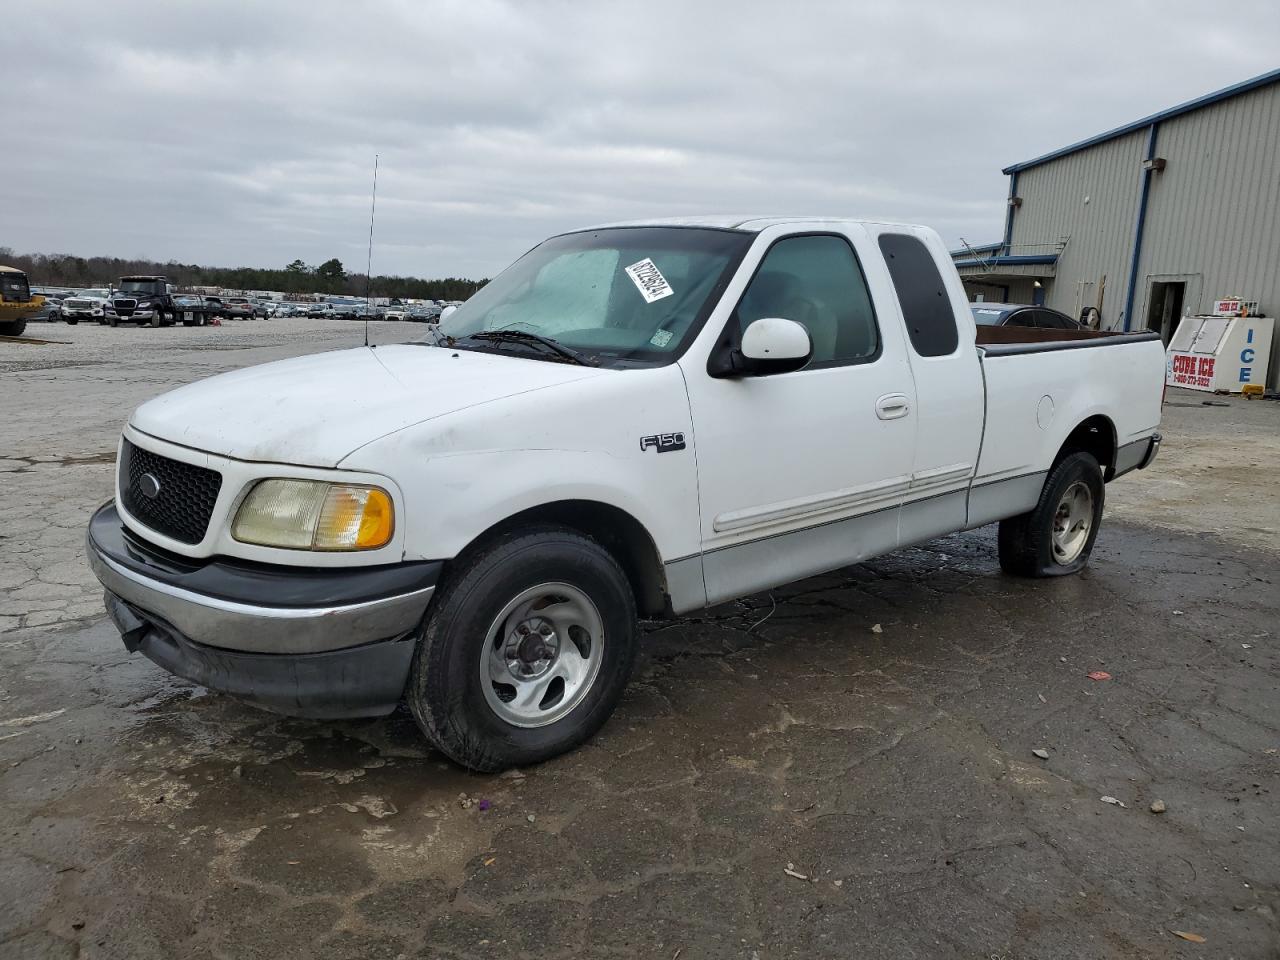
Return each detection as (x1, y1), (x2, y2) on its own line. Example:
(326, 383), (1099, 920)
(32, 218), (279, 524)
(0, 265), (44, 337)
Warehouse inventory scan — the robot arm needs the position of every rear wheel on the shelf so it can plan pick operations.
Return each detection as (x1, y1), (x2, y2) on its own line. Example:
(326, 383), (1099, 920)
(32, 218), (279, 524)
(66, 316), (79, 325)
(0, 319), (27, 337)
(998, 452), (1104, 577)
(408, 526), (638, 772)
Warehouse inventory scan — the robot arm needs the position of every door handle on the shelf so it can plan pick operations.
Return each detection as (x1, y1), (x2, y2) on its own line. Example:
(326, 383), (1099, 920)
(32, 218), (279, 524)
(875, 393), (911, 420)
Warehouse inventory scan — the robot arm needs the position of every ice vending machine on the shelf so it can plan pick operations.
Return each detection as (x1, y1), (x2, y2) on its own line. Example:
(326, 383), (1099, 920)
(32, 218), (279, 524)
(1165, 301), (1273, 393)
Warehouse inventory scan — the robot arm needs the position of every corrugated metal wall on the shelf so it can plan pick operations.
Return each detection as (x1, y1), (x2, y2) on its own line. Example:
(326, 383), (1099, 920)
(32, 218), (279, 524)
(1009, 129), (1146, 329)
(961, 278), (1040, 304)
(1136, 82), (1280, 386)
(1005, 79), (1280, 387)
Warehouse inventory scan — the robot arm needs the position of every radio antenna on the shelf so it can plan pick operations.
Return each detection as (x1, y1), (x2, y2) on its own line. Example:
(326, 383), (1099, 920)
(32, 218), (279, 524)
(364, 154), (379, 348)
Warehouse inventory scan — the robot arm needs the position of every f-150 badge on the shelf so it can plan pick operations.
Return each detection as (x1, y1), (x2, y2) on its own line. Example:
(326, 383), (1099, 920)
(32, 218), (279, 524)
(640, 432), (686, 453)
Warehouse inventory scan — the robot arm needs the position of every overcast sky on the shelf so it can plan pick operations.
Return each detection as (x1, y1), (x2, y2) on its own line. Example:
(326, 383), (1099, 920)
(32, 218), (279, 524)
(6, 1), (1278, 279)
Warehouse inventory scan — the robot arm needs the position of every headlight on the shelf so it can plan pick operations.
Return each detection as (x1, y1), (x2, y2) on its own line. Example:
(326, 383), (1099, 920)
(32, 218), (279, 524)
(232, 479), (394, 551)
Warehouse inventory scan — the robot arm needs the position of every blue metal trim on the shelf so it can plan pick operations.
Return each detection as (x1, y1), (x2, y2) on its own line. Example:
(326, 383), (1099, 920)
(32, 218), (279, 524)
(1121, 124), (1159, 332)
(1002, 171), (1019, 255)
(948, 242), (1003, 258)
(953, 254), (1058, 269)
(1001, 67), (1280, 174)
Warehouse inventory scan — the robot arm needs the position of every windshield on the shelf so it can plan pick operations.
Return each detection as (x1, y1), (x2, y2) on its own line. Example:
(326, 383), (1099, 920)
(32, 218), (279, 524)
(120, 280), (164, 295)
(971, 306), (1008, 326)
(433, 227), (752, 366)
(77, 289), (110, 299)
(1, 273), (30, 301)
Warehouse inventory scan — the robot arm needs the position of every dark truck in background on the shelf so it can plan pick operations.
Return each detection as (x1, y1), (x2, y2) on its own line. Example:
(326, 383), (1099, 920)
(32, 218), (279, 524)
(108, 276), (220, 327)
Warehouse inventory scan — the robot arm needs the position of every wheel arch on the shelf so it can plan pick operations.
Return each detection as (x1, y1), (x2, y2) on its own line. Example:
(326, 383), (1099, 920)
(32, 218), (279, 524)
(1052, 414), (1117, 478)
(453, 499), (671, 618)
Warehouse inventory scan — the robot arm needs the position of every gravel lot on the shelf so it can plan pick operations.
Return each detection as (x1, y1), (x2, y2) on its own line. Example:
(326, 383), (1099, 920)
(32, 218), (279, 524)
(1, 319), (1277, 959)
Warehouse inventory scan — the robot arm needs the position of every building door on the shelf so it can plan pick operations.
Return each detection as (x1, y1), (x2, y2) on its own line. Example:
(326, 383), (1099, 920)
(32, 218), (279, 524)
(1146, 280), (1186, 344)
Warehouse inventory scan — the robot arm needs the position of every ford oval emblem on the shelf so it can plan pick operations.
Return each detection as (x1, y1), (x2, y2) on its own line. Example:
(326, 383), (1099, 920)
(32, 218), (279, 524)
(138, 473), (162, 500)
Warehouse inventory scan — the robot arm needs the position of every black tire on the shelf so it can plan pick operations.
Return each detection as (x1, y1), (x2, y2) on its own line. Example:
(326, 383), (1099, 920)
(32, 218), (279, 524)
(149, 312), (161, 328)
(408, 526), (639, 772)
(66, 316), (79, 326)
(108, 315), (118, 327)
(0, 319), (27, 337)
(998, 452), (1105, 577)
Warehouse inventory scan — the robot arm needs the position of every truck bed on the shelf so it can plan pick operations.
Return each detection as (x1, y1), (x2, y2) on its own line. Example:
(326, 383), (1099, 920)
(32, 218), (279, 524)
(967, 326), (1165, 529)
(975, 325), (1163, 352)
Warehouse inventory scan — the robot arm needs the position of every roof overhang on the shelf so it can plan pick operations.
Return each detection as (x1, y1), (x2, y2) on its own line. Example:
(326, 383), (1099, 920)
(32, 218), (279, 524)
(953, 254), (1057, 280)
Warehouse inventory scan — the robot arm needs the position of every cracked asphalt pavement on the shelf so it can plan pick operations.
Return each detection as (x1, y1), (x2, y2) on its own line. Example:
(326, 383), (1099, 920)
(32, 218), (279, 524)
(2, 319), (1278, 958)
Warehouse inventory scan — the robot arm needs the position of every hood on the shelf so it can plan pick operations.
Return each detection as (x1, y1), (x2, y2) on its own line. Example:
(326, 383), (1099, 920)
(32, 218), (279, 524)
(129, 344), (604, 468)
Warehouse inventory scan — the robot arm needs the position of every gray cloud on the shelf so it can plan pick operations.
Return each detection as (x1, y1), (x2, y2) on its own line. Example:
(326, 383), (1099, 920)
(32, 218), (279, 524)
(6, 0), (1278, 279)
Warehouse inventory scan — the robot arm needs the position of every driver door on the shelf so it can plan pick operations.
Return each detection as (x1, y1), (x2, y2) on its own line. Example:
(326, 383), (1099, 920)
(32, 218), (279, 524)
(681, 227), (917, 605)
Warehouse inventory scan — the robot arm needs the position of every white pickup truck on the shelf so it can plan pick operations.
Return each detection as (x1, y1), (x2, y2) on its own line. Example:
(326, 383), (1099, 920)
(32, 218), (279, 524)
(88, 217), (1164, 771)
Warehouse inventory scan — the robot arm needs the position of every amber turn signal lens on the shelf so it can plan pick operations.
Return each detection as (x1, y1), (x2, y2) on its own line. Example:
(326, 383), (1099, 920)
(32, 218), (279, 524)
(315, 486), (394, 550)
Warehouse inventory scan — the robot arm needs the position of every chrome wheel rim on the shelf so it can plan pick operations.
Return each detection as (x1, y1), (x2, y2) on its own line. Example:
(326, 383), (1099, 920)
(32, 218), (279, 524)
(1051, 481), (1093, 564)
(480, 582), (605, 728)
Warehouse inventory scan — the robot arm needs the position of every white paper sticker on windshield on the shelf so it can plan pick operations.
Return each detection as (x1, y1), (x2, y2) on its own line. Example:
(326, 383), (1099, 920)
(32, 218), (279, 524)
(625, 258), (674, 304)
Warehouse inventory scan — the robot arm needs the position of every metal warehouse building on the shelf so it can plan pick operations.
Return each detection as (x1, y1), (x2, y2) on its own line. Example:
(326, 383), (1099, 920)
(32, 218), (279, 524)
(955, 68), (1280, 388)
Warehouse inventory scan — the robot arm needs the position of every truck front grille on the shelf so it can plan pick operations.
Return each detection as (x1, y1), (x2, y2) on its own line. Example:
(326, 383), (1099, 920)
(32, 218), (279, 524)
(119, 439), (223, 545)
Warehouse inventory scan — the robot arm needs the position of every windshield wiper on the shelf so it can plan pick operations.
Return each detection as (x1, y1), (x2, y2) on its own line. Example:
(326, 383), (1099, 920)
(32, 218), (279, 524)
(458, 330), (598, 366)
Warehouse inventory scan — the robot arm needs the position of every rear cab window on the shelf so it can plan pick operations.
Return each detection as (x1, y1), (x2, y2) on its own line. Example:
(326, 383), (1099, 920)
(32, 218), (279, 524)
(878, 234), (959, 357)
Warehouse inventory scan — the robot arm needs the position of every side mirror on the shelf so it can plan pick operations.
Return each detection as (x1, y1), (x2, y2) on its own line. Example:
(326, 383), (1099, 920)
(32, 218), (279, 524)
(710, 317), (812, 377)
(440, 305), (458, 321)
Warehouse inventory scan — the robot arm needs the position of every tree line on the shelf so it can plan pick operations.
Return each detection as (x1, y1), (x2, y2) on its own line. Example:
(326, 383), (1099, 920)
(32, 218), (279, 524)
(0, 248), (487, 301)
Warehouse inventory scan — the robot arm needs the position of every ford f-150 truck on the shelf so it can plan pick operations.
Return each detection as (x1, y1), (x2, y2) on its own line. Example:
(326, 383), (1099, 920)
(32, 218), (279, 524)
(87, 217), (1164, 771)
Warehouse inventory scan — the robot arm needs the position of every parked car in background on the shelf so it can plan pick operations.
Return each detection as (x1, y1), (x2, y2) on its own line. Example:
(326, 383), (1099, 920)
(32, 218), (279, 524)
(307, 303), (336, 319)
(224, 297), (257, 320)
(407, 303), (441, 323)
(253, 300), (273, 318)
(383, 306), (407, 322)
(34, 296), (65, 322)
(62, 288), (113, 324)
(202, 297), (227, 321)
(970, 303), (1083, 330)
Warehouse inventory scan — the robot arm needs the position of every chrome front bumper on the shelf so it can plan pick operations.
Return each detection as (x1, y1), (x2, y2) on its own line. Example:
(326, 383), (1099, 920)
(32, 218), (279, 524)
(87, 502), (438, 656)
(87, 502), (441, 718)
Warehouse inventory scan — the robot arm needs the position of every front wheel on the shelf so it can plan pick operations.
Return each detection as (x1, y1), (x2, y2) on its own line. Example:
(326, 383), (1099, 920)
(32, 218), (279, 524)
(998, 452), (1104, 577)
(66, 316), (79, 326)
(407, 526), (638, 772)
(0, 319), (27, 337)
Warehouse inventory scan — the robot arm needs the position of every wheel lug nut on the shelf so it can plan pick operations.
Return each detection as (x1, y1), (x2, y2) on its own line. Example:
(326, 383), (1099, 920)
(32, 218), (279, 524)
(518, 624), (530, 636)
(538, 624), (552, 636)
